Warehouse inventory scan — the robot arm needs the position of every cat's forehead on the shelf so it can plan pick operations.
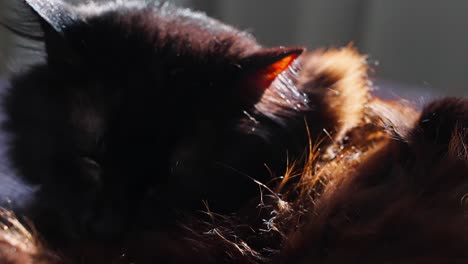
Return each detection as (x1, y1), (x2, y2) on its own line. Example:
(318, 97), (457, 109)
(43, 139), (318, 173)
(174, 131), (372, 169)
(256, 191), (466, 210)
(67, 1), (259, 58)
(76, 1), (239, 35)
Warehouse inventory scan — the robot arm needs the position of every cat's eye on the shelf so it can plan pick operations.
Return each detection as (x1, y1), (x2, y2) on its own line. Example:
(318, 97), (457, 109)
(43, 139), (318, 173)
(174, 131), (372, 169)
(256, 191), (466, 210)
(80, 156), (102, 187)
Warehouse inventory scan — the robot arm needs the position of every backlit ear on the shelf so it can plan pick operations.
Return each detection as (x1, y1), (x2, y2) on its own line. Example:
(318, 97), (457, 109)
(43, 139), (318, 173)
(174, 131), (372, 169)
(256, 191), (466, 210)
(239, 47), (304, 103)
(24, 0), (79, 66)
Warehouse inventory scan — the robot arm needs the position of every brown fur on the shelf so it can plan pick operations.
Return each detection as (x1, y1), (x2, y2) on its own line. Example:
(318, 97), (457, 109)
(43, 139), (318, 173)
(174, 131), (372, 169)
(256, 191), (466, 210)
(0, 46), (466, 263)
(299, 46), (370, 143)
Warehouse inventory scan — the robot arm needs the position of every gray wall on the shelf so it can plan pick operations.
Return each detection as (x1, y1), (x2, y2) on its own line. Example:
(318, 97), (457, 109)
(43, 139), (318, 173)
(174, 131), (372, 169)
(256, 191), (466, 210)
(1, 0), (467, 96)
(0, 1), (13, 75)
(207, 0), (468, 96)
(362, 1), (468, 95)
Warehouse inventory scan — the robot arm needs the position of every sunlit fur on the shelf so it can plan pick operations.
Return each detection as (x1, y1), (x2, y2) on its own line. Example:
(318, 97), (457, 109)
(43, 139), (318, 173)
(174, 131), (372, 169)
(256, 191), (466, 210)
(0, 1), (467, 263)
(0, 44), (466, 263)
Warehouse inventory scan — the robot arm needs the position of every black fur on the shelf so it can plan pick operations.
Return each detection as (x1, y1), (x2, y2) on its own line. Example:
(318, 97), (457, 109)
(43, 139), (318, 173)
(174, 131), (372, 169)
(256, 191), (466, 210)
(2, 1), (466, 263)
(2, 0), (306, 245)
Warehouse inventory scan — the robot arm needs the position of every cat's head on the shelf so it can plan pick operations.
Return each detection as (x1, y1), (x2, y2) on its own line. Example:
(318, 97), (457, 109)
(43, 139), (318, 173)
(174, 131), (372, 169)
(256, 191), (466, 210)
(5, 0), (303, 242)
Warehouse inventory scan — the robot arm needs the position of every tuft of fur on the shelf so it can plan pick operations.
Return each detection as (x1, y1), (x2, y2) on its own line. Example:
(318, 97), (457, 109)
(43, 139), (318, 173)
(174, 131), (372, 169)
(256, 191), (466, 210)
(0, 209), (59, 264)
(299, 46), (370, 143)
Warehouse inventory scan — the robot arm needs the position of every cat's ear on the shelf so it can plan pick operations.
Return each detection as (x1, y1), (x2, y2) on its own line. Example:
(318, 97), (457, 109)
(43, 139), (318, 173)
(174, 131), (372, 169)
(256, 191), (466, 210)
(24, 0), (80, 66)
(239, 47), (304, 102)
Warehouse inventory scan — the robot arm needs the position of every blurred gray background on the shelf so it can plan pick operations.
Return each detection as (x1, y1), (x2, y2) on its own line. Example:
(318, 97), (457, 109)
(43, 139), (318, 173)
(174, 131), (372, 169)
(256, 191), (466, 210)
(1, 0), (467, 97)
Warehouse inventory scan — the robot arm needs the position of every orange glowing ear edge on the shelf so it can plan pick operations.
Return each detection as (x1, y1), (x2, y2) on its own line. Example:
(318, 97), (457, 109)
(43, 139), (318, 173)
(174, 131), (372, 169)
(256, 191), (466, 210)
(245, 48), (304, 90)
(254, 52), (300, 89)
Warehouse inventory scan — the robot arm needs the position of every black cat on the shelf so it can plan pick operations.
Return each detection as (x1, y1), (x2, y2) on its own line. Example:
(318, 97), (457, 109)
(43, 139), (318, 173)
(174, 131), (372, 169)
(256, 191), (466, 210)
(0, 2), (467, 263)
(2, 0), (311, 245)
